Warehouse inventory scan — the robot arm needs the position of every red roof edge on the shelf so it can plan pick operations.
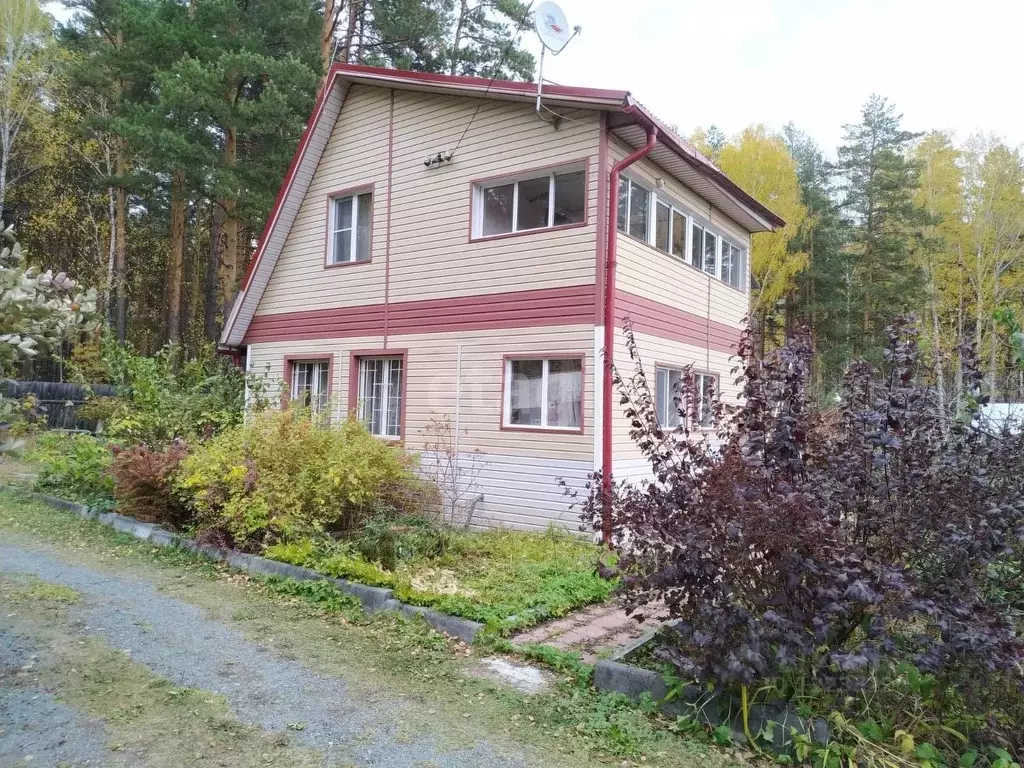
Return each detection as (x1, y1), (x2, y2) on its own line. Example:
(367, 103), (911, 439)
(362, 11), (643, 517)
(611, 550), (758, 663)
(329, 62), (630, 103)
(623, 101), (787, 230)
(238, 68), (340, 295)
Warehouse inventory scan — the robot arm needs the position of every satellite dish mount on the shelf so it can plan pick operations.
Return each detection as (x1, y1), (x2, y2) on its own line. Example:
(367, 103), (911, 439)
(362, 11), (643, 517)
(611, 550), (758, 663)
(533, 1), (581, 126)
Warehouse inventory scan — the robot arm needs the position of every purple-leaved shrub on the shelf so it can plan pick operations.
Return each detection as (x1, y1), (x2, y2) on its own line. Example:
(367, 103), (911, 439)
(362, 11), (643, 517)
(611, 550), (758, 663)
(583, 318), (1024, 737)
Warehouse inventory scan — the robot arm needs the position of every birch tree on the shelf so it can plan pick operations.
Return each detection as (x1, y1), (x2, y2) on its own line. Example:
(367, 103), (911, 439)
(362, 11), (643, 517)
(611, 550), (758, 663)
(0, 0), (52, 215)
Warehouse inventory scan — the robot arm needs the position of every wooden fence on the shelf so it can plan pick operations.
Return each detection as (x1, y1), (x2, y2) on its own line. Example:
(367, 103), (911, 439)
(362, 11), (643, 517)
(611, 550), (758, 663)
(1, 380), (118, 432)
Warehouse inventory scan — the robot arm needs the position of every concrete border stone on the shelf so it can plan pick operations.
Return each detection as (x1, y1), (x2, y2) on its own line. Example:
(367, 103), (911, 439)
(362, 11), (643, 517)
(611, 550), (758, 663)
(10, 488), (484, 643)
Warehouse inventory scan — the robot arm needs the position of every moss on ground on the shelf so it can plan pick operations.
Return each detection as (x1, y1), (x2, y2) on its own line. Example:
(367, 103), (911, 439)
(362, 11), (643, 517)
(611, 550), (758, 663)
(0, 490), (740, 768)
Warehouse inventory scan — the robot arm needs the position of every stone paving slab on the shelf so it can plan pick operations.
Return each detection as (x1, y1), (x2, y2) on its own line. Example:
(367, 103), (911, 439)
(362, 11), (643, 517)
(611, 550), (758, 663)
(510, 599), (664, 663)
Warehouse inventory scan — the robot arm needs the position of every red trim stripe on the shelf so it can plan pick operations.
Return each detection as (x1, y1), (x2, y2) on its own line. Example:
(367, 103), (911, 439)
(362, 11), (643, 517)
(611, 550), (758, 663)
(615, 290), (742, 354)
(242, 285), (596, 344)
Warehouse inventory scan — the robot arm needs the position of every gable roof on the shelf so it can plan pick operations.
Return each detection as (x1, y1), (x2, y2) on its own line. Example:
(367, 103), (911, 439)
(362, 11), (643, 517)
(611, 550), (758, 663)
(221, 63), (786, 347)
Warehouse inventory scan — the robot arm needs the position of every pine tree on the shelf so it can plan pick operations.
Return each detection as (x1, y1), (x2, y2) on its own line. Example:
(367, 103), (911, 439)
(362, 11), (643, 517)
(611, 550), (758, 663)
(836, 95), (925, 363)
(783, 124), (851, 396)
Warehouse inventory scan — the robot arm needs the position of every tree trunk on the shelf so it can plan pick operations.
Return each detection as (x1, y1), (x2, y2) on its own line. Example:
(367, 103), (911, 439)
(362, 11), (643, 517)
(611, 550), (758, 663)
(113, 165), (128, 341)
(112, 30), (128, 342)
(166, 169), (186, 343)
(989, 254), (1000, 397)
(321, 0), (337, 77)
(204, 201), (223, 340)
(449, 0), (468, 75)
(103, 184), (116, 320)
(219, 125), (238, 316)
(338, 0), (360, 63)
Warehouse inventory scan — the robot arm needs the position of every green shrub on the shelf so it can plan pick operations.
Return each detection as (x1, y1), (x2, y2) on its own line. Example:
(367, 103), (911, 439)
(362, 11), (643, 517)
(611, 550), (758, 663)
(29, 432), (114, 508)
(75, 337), (261, 447)
(175, 409), (416, 550)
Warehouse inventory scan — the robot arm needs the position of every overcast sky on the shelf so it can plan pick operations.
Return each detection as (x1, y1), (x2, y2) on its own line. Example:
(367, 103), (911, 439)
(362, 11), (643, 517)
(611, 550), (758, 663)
(538, 0), (1024, 155)
(47, 0), (1023, 155)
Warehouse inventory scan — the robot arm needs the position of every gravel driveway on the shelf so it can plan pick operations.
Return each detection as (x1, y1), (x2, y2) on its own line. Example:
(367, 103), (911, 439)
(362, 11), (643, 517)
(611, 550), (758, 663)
(0, 540), (533, 768)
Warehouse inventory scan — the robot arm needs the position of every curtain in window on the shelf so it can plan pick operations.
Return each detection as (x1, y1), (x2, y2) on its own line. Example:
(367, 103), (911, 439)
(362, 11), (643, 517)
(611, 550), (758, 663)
(547, 359), (582, 429)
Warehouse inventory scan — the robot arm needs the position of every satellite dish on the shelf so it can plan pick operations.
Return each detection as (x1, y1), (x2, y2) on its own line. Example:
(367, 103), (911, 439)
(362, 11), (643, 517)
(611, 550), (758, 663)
(535, 1), (572, 53)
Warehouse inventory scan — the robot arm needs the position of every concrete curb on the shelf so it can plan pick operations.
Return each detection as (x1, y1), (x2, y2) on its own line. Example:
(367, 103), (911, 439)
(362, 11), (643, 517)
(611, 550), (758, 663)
(14, 489), (483, 643)
(595, 648), (829, 747)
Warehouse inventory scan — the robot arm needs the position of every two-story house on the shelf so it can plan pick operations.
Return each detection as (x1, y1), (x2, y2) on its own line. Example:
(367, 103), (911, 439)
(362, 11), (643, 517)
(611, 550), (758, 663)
(219, 64), (784, 532)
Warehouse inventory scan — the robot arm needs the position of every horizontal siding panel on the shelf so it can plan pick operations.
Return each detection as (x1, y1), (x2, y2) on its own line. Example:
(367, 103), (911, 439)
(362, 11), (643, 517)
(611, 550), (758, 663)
(244, 285), (596, 343)
(248, 324), (595, 464)
(255, 85), (601, 317)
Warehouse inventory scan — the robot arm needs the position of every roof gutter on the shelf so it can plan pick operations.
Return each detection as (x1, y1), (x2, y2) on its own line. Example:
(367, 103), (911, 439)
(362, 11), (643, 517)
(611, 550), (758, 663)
(602, 113), (657, 545)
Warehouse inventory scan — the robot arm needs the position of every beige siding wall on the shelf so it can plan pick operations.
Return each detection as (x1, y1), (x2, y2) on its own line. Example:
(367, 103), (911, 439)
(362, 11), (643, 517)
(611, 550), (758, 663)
(610, 326), (743, 469)
(248, 324), (596, 530)
(248, 324), (595, 461)
(255, 85), (602, 317)
(610, 138), (752, 331)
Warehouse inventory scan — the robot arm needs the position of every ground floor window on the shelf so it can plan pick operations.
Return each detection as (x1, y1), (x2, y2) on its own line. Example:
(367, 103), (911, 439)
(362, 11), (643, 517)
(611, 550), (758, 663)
(357, 356), (403, 438)
(695, 372), (717, 428)
(290, 359), (330, 413)
(655, 366), (717, 429)
(655, 366), (684, 428)
(505, 356), (582, 430)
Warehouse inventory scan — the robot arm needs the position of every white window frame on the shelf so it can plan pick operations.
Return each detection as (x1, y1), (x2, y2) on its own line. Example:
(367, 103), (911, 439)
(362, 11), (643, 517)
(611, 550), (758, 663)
(694, 372), (718, 429)
(655, 366), (684, 428)
(329, 191), (372, 264)
(654, 366), (718, 429)
(653, 198), (690, 261)
(617, 176), (750, 292)
(503, 356), (583, 431)
(290, 359), (330, 414)
(617, 177), (653, 241)
(356, 356), (403, 439)
(473, 164), (586, 238)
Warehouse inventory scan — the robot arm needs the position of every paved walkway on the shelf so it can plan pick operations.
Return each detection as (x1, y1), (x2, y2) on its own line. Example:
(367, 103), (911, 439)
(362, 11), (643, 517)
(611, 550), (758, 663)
(511, 600), (663, 663)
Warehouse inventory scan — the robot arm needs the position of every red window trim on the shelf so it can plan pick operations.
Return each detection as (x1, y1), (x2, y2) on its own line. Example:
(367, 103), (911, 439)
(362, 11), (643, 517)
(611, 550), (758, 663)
(499, 352), (586, 435)
(347, 348), (409, 441)
(282, 353), (335, 410)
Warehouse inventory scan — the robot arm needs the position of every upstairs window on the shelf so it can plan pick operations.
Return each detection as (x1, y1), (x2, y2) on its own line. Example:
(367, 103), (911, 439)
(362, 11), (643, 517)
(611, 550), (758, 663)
(504, 357), (582, 430)
(475, 166), (585, 237)
(290, 360), (330, 414)
(721, 240), (747, 290)
(329, 191), (372, 264)
(617, 178), (650, 240)
(654, 199), (687, 260)
(357, 356), (403, 439)
(703, 230), (718, 277)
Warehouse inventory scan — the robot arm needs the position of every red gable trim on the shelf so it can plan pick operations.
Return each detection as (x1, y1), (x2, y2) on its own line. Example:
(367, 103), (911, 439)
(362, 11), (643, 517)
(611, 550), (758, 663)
(239, 73), (342, 294)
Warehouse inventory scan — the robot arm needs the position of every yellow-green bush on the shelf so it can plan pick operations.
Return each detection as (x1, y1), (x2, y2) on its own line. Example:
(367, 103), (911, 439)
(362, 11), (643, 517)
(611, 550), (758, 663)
(175, 409), (415, 549)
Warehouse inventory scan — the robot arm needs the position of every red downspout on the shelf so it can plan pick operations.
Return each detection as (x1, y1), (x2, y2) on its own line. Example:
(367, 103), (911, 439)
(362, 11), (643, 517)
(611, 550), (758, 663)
(602, 119), (658, 545)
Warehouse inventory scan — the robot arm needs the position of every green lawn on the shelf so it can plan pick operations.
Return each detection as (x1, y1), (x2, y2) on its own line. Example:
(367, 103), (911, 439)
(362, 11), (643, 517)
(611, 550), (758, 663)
(266, 525), (617, 634)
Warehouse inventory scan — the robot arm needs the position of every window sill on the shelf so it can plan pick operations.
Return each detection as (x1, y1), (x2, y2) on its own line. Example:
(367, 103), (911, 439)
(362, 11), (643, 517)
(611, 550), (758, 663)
(500, 423), (584, 435)
(470, 221), (588, 245)
(616, 231), (749, 296)
(325, 257), (374, 270)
